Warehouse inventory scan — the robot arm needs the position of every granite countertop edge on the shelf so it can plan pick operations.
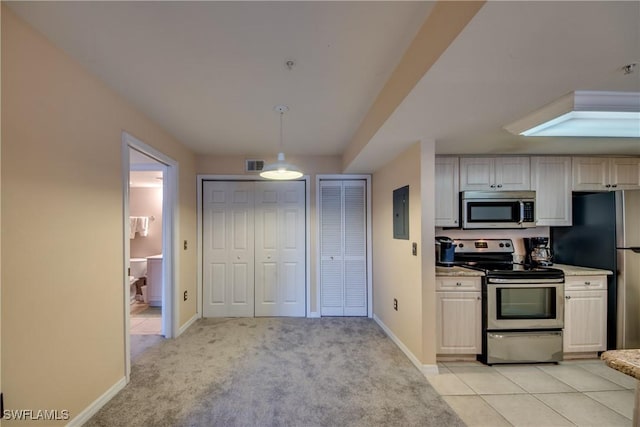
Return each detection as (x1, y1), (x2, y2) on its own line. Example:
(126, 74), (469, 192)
(602, 350), (640, 381)
(435, 266), (484, 277)
(552, 264), (613, 276)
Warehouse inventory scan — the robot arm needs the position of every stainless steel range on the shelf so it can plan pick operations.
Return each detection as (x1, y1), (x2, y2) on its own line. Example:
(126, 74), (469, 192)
(454, 239), (565, 365)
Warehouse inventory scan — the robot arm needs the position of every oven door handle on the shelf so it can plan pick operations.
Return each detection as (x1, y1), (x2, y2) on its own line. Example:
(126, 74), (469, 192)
(487, 278), (564, 284)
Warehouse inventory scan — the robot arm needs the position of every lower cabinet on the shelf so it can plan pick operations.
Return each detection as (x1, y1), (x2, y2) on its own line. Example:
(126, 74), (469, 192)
(563, 275), (607, 353)
(436, 277), (482, 355)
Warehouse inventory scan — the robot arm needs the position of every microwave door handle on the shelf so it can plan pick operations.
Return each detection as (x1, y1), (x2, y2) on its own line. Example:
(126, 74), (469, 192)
(518, 201), (524, 225)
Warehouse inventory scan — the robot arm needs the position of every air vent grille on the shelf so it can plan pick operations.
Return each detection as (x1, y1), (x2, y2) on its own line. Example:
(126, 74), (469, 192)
(245, 159), (265, 172)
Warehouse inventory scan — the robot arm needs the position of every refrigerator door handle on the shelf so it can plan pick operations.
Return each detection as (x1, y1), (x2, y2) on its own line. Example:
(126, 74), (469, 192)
(617, 247), (640, 254)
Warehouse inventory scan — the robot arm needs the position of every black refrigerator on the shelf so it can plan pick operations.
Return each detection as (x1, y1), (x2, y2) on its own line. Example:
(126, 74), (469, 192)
(551, 192), (618, 350)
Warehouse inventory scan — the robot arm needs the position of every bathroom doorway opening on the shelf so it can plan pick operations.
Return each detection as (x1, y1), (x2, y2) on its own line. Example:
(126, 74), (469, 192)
(122, 132), (178, 381)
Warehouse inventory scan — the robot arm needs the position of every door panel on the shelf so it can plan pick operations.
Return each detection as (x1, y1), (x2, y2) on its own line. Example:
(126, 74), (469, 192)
(203, 181), (254, 317)
(254, 180), (306, 317)
(320, 180), (367, 316)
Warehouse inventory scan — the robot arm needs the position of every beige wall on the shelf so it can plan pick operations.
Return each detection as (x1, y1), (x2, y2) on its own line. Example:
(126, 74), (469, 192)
(196, 154), (342, 314)
(129, 187), (163, 258)
(1, 7), (197, 425)
(372, 143), (424, 360)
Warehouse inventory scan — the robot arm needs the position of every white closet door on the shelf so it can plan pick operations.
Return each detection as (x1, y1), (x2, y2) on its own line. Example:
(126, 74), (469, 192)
(254, 181), (306, 317)
(320, 180), (367, 316)
(202, 181), (255, 317)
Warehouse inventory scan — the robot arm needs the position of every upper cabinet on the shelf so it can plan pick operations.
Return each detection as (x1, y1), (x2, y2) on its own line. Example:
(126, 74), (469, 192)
(572, 157), (640, 191)
(435, 157), (460, 227)
(531, 157), (572, 226)
(460, 157), (530, 191)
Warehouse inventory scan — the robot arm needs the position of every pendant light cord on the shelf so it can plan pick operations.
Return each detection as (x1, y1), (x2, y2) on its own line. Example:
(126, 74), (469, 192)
(279, 111), (284, 152)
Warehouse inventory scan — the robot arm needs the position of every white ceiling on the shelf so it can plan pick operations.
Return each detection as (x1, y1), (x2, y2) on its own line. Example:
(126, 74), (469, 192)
(7, 1), (640, 173)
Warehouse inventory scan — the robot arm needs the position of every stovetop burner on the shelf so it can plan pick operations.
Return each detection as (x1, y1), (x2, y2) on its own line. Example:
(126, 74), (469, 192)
(452, 238), (564, 280)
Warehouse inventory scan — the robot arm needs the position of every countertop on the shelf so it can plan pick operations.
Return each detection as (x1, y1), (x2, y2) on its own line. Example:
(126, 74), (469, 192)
(602, 350), (640, 380)
(552, 264), (613, 276)
(435, 266), (484, 277)
(435, 263), (611, 277)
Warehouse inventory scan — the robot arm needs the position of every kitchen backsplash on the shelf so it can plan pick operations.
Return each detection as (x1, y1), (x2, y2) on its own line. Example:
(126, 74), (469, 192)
(435, 227), (550, 260)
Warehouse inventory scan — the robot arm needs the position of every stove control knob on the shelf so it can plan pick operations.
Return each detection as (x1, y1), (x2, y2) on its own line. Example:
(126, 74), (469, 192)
(499, 243), (504, 248)
(505, 243), (511, 248)
(458, 243), (464, 248)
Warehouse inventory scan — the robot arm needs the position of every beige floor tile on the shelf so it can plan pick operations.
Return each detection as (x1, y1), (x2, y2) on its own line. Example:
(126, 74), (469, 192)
(437, 364), (452, 374)
(535, 392), (632, 426)
(539, 364), (624, 392)
(494, 365), (577, 393)
(585, 390), (635, 420)
(130, 317), (145, 327)
(131, 318), (161, 335)
(447, 366), (526, 395)
(443, 361), (486, 368)
(427, 372), (477, 396)
(577, 362), (638, 390)
(443, 395), (512, 427)
(483, 394), (573, 427)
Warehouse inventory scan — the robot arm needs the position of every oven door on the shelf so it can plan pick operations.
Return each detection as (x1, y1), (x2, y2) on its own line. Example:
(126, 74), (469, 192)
(486, 279), (564, 330)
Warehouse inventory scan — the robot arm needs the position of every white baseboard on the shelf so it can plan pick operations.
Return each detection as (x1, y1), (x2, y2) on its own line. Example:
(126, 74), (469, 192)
(307, 311), (321, 318)
(177, 313), (198, 337)
(67, 377), (126, 426)
(373, 314), (440, 378)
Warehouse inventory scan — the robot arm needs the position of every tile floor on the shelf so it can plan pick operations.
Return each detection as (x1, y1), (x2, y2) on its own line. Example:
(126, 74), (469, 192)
(428, 360), (637, 427)
(130, 302), (162, 335)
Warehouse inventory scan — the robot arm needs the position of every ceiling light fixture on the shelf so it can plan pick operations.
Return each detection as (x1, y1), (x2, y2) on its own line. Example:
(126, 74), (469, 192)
(504, 91), (640, 138)
(260, 105), (303, 180)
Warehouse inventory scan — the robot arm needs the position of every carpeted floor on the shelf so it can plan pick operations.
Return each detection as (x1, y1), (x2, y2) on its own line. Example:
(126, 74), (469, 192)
(87, 318), (465, 427)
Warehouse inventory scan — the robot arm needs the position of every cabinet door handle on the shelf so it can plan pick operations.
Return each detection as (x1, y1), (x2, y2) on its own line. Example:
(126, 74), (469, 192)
(612, 184), (618, 188)
(456, 282), (462, 286)
(490, 184), (496, 188)
(565, 295), (571, 300)
(584, 281), (591, 285)
(476, 296), (481, 300)
(497, 184), (503, 188)
(606, 184), (611, 188)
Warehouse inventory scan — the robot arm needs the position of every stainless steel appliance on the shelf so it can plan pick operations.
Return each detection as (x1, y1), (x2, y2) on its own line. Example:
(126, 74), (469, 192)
(524, 237), (554, 266)
(461, 191), (536, 229)
(552, 190), (640, 349)
(455, 239), (565, 365)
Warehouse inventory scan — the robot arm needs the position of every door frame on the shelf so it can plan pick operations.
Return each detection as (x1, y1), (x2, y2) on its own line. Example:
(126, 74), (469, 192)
(316, 175), (373, 318)
(122, 132), (179, 381)
(197, 175), (311, 318)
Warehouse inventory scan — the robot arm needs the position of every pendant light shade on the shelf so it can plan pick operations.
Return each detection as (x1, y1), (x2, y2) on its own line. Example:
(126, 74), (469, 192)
(260, 105), (303, 180)
(259, 152), (303, 180)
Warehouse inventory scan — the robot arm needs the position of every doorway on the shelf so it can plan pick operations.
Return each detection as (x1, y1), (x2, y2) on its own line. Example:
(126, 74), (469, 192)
(122, 132), (177, 380)
(201, 179), (307, 317)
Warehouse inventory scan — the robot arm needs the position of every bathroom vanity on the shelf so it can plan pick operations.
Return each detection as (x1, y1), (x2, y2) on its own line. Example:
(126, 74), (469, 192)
(146, 255), (163, 307)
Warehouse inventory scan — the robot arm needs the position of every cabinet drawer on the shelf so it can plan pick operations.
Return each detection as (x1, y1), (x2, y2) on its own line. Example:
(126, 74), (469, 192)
(565, 275), (607, 290)
(436, 277), (481, 291)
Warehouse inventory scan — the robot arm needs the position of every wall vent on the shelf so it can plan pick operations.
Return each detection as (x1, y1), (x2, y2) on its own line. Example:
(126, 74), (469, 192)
(245, 159), (265, 173)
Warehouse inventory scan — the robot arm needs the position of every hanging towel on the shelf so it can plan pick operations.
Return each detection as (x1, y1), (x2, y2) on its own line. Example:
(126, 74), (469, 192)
(136, 216), (150, 237)
(129, 217), (138, 239)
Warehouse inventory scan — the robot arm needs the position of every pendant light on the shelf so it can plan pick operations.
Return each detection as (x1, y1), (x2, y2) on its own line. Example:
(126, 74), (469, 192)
(260, 105), (303, 180)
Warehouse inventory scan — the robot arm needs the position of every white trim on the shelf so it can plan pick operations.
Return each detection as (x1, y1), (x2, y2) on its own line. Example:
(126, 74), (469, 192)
(373, 314), (440, 378)
(122, 132), (179, 380)
(177, 314), (199, 337)
(67, 377), (126, 427)
(316, 174), (372, 318)
(196, 174), (312, 317)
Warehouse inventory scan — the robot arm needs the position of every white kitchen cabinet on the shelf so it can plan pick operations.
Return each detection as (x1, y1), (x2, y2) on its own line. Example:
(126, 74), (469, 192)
(563, 275), (607, 353)
(436, 276), (482, 355)
(435, 157), (459, 227)
(146, 255), (163, 307)
(530, 157), (572, 226)
(572, 157), (640, 191)
(460, 156), (530, 191)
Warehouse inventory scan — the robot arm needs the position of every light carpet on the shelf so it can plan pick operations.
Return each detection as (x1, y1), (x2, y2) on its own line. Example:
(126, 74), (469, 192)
(87, 318), (464, 427)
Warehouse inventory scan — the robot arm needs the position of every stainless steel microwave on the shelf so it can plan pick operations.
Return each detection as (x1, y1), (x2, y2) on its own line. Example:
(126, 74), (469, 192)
(461, 191), (536, 229)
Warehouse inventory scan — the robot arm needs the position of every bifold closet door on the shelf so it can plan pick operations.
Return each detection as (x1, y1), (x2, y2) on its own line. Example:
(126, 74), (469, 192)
(202, 180), (306, 317)
(320, 180), (367, 316)
(254, 181), (306, 317)
(202, 181), (255, 317)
